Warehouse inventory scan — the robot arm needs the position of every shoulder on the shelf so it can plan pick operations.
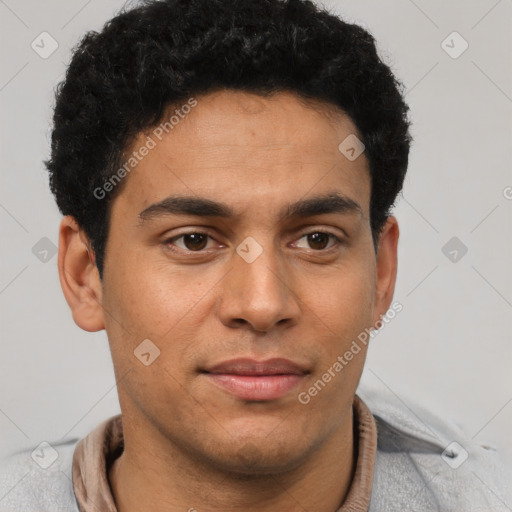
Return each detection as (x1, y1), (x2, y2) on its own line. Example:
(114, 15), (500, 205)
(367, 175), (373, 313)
(0, 438), (80, 512)
(358, 386), (512, 512)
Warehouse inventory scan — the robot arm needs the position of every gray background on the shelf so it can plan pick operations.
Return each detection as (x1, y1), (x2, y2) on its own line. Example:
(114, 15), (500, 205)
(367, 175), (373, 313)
(1, 0), (511, 470)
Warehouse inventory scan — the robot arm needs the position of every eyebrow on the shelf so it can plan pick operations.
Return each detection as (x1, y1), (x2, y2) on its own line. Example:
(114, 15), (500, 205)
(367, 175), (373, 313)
(138, 192), (363, 224)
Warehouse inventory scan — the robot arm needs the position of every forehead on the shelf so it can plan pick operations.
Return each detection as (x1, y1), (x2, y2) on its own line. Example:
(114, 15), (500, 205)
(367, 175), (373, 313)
(114, 89), (370, 219)
(144, 90), (363, 159)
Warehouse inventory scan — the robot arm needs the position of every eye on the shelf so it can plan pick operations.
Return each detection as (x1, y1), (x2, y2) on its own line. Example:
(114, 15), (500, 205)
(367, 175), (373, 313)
(165, 232), (217, 252)
(294, 231), (342, 251)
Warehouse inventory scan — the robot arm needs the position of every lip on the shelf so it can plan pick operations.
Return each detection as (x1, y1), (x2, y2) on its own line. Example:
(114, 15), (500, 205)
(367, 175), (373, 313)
(202, 358), (309, 401)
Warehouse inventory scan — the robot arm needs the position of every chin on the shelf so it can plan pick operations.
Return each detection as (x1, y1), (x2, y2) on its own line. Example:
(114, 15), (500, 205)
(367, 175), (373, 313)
(202, 434), (313, 476)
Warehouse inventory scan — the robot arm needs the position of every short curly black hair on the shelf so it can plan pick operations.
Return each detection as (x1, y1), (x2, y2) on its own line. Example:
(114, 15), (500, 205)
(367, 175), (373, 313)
(45, 0), (412, 279)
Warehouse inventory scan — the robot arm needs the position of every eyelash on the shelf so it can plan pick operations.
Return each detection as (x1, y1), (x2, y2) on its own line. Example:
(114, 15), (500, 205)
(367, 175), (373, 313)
(163, 229), (344, 254)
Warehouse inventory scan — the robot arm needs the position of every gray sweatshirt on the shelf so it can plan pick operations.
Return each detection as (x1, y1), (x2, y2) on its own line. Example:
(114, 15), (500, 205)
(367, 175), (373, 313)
(1, 387), (511, 511)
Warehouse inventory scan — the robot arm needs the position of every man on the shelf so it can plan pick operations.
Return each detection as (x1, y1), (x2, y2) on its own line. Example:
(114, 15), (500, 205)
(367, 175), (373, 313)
(1, 0), (510, 510)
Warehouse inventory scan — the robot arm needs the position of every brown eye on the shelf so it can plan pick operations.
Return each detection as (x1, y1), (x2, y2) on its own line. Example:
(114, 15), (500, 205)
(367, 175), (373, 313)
(165, 232), (213, 252)
(180, 233), (208, 251)
(295, 231), (341, 251)
(307, 232), (330, 250)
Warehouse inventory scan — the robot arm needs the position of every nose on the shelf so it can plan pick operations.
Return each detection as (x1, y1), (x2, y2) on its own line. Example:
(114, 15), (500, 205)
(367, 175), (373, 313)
(217, 241), (301, 333)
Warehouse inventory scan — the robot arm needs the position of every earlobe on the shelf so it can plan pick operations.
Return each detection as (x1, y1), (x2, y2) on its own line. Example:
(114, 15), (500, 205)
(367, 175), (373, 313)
(58, 216), (105, 332)
(373, 216), (399, 322)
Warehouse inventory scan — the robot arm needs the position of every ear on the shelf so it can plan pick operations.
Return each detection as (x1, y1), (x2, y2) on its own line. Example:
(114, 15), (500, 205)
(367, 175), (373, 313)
(372, 216), (399, 323)
(58, 216), (105, 332)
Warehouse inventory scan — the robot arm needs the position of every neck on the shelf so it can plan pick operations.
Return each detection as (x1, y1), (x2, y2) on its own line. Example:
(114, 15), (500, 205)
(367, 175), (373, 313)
(109, 408), (357, 512)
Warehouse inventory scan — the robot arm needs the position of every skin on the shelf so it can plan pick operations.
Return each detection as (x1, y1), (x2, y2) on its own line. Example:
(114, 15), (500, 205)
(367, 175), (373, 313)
(58, 89), (399, 512)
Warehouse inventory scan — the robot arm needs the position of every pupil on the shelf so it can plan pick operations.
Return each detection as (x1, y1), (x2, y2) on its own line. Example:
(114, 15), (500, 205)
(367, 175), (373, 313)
(185, 233), (207, 250)
(309, 233), (328, 250)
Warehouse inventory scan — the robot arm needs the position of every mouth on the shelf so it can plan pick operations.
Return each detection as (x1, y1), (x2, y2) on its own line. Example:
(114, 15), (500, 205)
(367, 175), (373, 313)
(201, 358), (309, 401)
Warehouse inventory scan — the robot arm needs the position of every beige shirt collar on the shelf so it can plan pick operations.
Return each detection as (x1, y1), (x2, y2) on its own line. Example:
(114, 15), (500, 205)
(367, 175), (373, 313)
(72, 395), (377, 512)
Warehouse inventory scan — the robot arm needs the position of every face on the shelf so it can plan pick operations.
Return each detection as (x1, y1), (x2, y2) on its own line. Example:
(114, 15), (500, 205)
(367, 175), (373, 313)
(68, 90), (397, 474)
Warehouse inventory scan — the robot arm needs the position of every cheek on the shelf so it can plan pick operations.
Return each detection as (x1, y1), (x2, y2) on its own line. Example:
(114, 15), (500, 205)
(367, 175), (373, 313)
(307, 259), (376, 341)
(101, 260), (207, 403)
(104, 248), (207, 337)
(300, 267), (375, 414)
(101, 254), (227, 389)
